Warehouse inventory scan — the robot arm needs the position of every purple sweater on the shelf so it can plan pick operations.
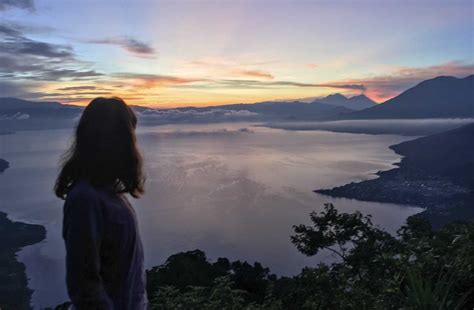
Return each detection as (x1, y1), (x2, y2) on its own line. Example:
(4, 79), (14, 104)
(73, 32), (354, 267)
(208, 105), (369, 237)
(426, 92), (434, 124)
(62, 180), (147, 310)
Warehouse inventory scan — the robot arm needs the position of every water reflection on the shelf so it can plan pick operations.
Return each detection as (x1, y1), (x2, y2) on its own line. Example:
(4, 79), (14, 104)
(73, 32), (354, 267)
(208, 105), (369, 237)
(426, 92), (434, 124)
(0, 123), (422, 308)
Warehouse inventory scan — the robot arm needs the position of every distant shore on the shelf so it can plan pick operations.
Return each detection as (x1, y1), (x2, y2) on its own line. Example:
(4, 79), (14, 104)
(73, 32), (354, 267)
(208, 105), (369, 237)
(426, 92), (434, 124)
(315, 165), (473, 229)
(315, 124), (474, 228)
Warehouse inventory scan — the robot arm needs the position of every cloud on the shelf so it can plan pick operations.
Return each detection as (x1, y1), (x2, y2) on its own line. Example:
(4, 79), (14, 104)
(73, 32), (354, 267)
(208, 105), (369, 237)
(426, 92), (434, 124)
(140, 127), (255, 138)
(2, 19), (471, 108)
(306, 63), (318, 69)
(0, 22), (103, 94)
(0, 24), (23, 37)
(0, 0), (34, 11)
(36, 69), (102, 81)
(0, 23), (73, 59)
(88, 37), (156, 57)
(0, 80), (37, 98)
(182, 57), (277, 81)
(0, 112), (31, 120)
(174, 79), (365, 91)
(264, 119), (474, 136)
(328, 61), (474, 102)
(2, 21), (54, 35)
(57, 86), (98, 91)
(0, 55), (103, 81)
(273, 81), (365, 90)
(33, 85), (117, 104)
(1, 40), (73, 58)
(137, 108), (260, 124)
(113, 73), (203, 87)
(45, 91), (111, 97)
(232, 69), (274, 80)
(176, 59), (471, 102)
(185, 57), (279, 68)
(0, 55), (44, 73)
(110, 73), (359, 93)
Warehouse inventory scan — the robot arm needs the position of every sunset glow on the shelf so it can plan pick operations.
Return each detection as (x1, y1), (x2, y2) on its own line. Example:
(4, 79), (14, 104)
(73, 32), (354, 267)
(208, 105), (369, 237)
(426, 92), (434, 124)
(1, 0), (473, 107)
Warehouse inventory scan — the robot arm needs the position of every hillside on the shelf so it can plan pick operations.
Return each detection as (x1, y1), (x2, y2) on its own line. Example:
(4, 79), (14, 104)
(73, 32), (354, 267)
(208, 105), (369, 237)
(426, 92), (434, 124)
(316, 123), (474, 228)
(0, 98), (82, 118)
(0, 98), (82, 131)
(347, 75), (474, 119)
(391, 123), (474, 186)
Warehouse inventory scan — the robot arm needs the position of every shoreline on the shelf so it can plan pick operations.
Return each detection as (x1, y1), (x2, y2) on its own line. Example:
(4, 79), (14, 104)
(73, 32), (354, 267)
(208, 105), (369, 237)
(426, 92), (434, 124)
(315, 167), (473, 228)
(0, 159), (47, 310)
(0, 211), (46, 310)
(0, 158), (9, 173)
(315, 124), (474, 229)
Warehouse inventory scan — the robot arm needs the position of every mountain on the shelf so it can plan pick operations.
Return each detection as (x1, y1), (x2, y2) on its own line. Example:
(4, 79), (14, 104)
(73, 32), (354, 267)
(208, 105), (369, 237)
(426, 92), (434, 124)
(0, 97), (82, 131)
(0, 97), (62, 110)
(316, 122), (474, 228)
(314, 93), (376, 110)
(4, 74), (472, 129)
(347, 75), (474, 119)
(0, 97), (352, 130)
(0, 97), (82, 119)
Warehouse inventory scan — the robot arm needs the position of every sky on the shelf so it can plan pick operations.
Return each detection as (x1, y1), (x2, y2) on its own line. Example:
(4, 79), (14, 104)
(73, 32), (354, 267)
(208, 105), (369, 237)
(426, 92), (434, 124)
(0, 0), (473, 108)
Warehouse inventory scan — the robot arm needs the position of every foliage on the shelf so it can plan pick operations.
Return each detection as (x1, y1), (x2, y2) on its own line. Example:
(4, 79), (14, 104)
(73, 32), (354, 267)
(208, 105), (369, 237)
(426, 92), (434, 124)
(147, 249), (275, 306)
(146, 204), (474, 309)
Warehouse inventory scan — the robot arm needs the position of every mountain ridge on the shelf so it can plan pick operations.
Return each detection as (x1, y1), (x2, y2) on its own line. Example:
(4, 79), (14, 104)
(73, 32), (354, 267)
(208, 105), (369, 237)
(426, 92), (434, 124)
(312, 93), (376, 110)
(344, 75), (474, 119)
(1, 74), (473, 129)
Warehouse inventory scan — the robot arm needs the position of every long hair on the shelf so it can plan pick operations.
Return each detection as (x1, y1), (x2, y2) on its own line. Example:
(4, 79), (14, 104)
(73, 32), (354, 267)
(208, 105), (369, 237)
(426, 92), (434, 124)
(55, 97), (145, 199)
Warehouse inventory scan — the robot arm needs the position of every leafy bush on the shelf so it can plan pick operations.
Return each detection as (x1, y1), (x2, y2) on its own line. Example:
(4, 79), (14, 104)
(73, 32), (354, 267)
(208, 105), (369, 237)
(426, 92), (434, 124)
(147, 204), (474, 309)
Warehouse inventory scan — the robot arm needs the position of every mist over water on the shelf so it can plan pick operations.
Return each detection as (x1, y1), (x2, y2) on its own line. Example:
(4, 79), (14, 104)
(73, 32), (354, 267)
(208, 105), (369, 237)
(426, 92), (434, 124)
(0, 123), (422, 308)
(264, 118), (474, 136)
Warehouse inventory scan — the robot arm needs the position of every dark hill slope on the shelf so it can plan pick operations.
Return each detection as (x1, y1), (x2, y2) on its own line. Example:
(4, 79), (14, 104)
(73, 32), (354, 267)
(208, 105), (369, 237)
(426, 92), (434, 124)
(0, 97), (81, 119)
(316, 123), (474, 228)
(391, 123), (474, 186)
(347, 75), (474, 119)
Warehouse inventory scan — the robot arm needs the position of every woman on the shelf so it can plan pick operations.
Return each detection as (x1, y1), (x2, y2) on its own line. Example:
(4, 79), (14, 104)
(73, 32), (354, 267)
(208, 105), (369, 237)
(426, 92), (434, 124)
(55, 97), (147, 310)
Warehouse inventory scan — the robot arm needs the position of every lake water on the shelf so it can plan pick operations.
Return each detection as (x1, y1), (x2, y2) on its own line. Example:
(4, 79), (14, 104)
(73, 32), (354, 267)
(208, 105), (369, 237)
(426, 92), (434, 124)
(0, 122), (422, 309)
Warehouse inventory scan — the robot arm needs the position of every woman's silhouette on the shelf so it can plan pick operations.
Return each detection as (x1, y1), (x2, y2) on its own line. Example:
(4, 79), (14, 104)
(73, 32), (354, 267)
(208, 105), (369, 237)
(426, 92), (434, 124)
(55, 97), (147, 309)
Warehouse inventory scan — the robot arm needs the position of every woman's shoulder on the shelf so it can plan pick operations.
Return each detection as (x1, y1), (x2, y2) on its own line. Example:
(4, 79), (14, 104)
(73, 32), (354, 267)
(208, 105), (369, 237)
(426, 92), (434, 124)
(66, 180), (101, 204)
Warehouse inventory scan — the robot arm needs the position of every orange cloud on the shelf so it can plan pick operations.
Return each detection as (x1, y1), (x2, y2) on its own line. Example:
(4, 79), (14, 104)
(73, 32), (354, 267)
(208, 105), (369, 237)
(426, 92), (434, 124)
(182, 57), (276, 80)
(113, 73), (203, 88)
(232, 69), (274, 80)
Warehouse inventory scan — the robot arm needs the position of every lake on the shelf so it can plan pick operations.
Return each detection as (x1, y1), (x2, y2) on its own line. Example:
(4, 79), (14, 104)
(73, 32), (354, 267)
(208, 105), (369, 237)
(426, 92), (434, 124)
(0, 122), (422, 309)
